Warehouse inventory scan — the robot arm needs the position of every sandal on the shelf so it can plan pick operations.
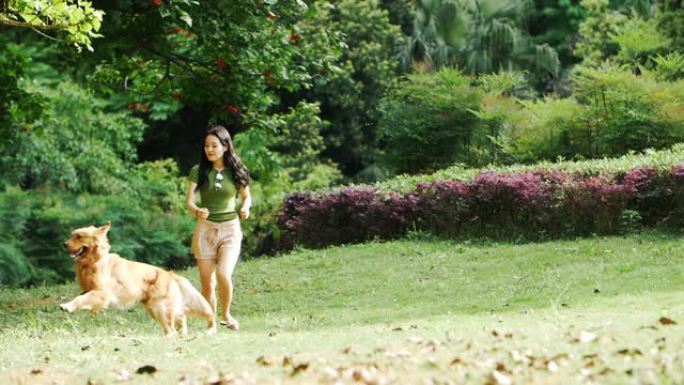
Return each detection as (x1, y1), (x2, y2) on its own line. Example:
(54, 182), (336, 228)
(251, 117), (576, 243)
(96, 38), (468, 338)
(219, 316), (239, 330)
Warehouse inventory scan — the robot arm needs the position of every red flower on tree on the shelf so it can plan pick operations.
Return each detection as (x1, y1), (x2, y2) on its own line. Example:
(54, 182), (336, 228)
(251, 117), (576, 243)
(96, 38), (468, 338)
(288, 34), (301, 44)
(151, 0), (162, 6)
(224, 104), (240, 114)
(215, 59), (227, 71)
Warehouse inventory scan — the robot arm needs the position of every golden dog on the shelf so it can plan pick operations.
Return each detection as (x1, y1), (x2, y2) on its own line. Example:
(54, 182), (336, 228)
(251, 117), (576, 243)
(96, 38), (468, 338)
(60, 223), (217, 336)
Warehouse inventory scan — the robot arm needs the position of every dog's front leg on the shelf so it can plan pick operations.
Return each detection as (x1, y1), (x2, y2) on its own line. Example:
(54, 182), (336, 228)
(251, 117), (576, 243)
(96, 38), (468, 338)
(60, 290), (110, 313)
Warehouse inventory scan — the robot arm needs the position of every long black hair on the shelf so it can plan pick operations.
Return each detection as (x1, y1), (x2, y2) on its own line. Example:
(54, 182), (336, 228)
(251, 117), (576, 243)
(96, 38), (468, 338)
(197, 124), (250, 191)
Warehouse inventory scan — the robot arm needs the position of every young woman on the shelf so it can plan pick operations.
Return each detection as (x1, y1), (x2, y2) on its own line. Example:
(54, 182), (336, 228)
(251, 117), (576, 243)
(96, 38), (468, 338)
(186, 124), (251, 330)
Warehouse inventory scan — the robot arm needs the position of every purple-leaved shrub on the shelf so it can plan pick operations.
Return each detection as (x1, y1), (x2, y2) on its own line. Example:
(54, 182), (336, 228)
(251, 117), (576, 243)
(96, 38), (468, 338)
(276, 165), (684, 250)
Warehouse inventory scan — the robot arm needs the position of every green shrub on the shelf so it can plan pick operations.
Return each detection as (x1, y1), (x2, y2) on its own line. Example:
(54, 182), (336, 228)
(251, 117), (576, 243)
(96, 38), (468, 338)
(378, 69), (483, 174)
(653, 52), (684, 81)
(611, 18), (671, 66)
(0, 243), (34, 287)
(1, 80), (145, 194)
(501, 97), (587, 162)
(0, 186), (32, 243)
(572, 65), (684, 157)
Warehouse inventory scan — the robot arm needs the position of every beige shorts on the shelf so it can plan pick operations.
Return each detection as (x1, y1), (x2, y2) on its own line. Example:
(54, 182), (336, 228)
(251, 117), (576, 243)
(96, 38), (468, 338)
(191, 218), (243, 261)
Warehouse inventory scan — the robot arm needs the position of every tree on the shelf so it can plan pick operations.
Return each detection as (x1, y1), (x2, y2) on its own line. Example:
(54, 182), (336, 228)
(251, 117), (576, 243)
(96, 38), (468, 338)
(527, 0), (586, 70)
(401, 0), (560, 88)
(302, 0), (404, 177)
(573, 0), (657, 68)
(0, 0), (104, 50)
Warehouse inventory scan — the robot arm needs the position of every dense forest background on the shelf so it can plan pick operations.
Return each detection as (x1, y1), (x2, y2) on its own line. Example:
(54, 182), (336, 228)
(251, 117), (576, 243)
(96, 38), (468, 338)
(2, 0), (684, 286)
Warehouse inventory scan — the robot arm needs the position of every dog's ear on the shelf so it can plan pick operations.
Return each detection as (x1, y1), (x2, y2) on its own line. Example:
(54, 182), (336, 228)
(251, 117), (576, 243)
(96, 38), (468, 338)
(96, 222), (111, 236)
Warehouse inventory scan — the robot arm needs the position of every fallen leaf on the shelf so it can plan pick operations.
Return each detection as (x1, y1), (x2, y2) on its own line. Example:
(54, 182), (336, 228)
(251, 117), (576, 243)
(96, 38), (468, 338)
(282, 356), (293, 367)
(598, 367), (614, 376)
(136, 365), (157, 375)
(30, 369), (43, 375)
(551, 353), (569, 362)
(583, 354), (599, 368)
(392, 327), (404, 332)
(615, 348), (642, 356)
(352, 368), (370, 382)
(489, 370), (512, 385)
(291, 362), (309, 376)
(81, 345), (91, 351)
(256, 356), (272, 366)
(659, 317), (677, 325)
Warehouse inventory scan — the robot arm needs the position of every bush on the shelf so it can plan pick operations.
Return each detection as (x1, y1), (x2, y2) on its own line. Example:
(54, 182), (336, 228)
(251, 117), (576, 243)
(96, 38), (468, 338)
(378, 69), (483, 174)
(0, 243), (34, 287)
(276, 163), (684, 251)
(501, 97), (587, 162)
(571, 65), (684, 157)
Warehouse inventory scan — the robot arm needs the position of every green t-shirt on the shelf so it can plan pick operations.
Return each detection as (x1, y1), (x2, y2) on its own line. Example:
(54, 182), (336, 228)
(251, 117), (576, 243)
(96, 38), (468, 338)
(188, 165), (238, 222)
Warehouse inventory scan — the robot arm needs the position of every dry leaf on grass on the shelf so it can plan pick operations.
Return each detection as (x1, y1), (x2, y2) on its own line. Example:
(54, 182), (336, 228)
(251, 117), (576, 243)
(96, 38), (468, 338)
(659, 317), (677, 325)
(486, 370), (512, 385)
(136, 365), (157, 375)
(291, 362), (309, 376)
(256, 356), (272, 366)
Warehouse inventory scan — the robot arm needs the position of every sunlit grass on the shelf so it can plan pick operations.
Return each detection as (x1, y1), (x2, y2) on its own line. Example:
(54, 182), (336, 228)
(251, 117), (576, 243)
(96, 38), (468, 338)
(2, 231), (684, 384)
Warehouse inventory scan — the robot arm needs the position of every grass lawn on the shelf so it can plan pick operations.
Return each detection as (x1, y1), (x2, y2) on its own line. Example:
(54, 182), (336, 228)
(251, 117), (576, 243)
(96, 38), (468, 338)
(2, 231), (684, 384)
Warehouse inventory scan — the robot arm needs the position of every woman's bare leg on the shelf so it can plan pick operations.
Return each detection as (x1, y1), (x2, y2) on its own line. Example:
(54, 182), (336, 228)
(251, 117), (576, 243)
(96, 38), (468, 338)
(196, 258), (217, 314)
(216, 239), (241, 328)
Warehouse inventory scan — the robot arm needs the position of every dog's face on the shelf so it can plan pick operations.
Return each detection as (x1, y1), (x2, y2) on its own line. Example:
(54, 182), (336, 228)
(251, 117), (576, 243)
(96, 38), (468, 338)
(64, 224), (111, 261)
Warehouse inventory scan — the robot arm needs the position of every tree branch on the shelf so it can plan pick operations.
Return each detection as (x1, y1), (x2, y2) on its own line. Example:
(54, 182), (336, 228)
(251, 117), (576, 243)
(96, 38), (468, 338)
(0, 16), (78, 30)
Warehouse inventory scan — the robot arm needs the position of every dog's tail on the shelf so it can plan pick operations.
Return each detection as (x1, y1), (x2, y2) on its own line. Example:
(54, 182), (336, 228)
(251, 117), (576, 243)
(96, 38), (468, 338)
(174, 274), (216, 329)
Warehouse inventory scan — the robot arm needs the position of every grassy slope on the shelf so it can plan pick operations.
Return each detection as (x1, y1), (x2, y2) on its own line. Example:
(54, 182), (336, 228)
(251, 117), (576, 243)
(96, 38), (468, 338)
(1, 231), (684, 384)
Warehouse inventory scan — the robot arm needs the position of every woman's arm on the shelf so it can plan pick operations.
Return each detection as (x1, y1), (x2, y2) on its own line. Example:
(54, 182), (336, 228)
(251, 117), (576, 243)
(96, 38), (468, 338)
(187, 182), (209, 220)
(239, 185), (251, 220)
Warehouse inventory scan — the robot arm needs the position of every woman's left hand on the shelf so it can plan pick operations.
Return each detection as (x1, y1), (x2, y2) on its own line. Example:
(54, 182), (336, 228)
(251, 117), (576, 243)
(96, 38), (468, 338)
(239, 207), (250, 220)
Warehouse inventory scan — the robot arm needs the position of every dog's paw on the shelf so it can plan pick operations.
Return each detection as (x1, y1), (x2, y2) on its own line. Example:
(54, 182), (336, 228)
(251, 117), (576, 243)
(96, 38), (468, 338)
(59, 303), (74, 313)
(206, 326), (217, 336)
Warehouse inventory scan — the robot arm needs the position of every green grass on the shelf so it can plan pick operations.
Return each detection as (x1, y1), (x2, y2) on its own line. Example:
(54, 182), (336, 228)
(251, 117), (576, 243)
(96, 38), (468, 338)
(2, 231), (684, 384)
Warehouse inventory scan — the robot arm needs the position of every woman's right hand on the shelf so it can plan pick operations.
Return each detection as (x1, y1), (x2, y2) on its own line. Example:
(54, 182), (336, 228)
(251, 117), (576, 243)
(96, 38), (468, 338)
(196, 207), (210, 220)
